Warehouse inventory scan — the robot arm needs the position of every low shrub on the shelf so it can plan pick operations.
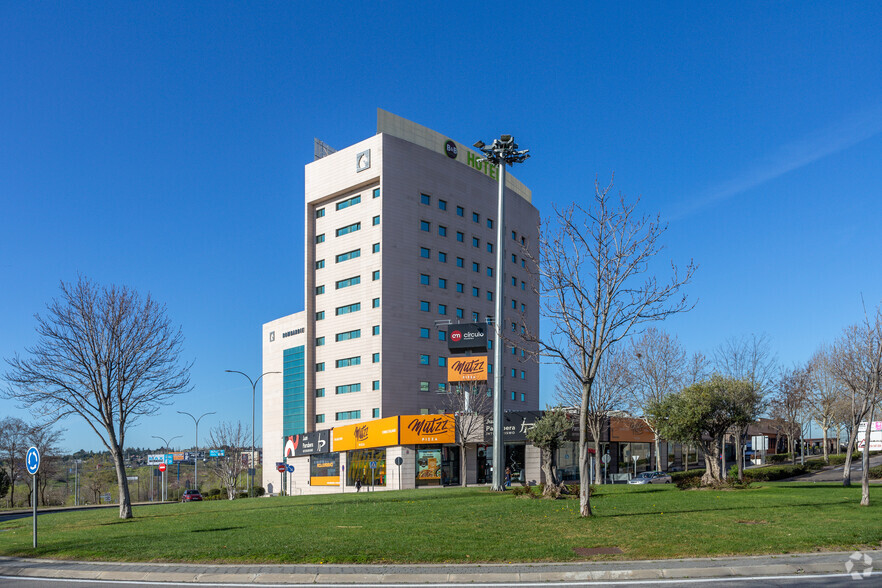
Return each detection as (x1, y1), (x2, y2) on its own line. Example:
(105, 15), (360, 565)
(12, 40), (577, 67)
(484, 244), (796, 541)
(765, 453), (792, 464)
(675, 475), (702, 490)
(670, 469), (705, 482)
(510, 485), (533, 497)
(868, 465), (882, 480)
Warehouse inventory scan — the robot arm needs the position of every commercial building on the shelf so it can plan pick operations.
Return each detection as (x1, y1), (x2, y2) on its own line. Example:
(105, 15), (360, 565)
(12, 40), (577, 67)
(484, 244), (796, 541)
(262, 110), (540, 493)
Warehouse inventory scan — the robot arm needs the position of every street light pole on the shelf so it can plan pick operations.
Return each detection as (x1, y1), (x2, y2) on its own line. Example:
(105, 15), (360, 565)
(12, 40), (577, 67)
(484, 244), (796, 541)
(151, 434), (180, 502)
(226, 370), (280, 494)
(177, 410), (216, 491)
(473, 135), (529, 492)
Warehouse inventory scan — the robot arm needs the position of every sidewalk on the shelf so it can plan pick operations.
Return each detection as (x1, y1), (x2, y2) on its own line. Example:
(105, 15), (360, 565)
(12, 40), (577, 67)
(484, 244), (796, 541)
(1, 550), (878, 583)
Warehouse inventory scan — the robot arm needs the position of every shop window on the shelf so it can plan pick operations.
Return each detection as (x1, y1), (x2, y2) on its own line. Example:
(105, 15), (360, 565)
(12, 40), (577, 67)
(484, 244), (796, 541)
(347, 449), (385, 487)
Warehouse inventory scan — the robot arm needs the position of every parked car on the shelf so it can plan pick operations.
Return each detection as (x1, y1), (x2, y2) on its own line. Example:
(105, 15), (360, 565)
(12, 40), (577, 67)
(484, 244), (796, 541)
(627, 471), (672, 484)
(181, 489), (203, 502)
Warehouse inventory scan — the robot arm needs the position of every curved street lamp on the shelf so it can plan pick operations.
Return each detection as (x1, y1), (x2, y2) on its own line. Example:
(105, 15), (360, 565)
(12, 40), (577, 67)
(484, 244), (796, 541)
(177, 410), (216, 491)
(225, 370), (280, 494)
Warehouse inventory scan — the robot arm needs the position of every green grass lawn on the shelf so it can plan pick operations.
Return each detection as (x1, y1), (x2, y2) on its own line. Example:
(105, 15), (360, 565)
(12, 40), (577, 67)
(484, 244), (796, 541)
(1, 483), (880, 563)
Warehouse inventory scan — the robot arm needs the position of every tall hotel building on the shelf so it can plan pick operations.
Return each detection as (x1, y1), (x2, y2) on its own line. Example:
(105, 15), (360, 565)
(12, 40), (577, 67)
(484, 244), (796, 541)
(262, 110), (539, 491)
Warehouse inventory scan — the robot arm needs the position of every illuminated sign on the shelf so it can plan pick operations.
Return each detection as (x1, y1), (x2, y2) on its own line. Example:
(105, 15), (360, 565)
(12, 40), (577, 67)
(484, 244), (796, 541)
(448, 356), (488, 382)
(447, 323), (488, 352)
(332, 416), (399, 452)
(401, 415), (455, 445)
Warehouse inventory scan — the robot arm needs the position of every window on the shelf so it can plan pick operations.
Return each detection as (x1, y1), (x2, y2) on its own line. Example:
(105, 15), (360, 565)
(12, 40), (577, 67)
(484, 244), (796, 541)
(336, 222), (360, 237)
(336, 195), (361, 211)
(315, 285), (324, 295)
(420, 220), (431, 232)
(420, 300), (430, 311)
(335, 357), (361, 368)
(315, 362), (325, 372)
(472, 287), (479, 297)
(511, 346), (517, 355)
(420, 354), (430, 365)
(512, 230), (517, 241)
(521, 303), (526, 312)
(456, 283), (464, 293)
(438, 199), (447, 211)
(372, 297), (380, 308)
(372, 243), (380, 253)
(316, 336), (325, 346)
(521, 281), (526, 291)
(487, 242), (494, 253)
(487, 218), (494, 229)
(335, 329), (361, 342)
(420, 328), (430, 338)
(420, 381), (430, 392)
(472, 237), (480, 248)
(437, 356), (447, 367)
(316, 207), (325, 219)
(438, 304), (447, 315)
(472, 212), (480, 223)
(316, 388), (325, 397)
(372, 380), (380, 391)
(420, 247), (431, 258)
(438, 225), (447, 237)
(420, 193), (431, 205)
(456, 206), (464, 217)
(372, 325), (380, 335)
(438, 383), (448, 392)
(316, 233), (325, 244)
(487, 291), (493, 301)
(315, 259), (325, 270)
(487, 267), (493, 277)
(511, 391), (516, 401)
(336, 249), (361, 263)
(316, 414), (325, 424)
(522, 258), (526, 268)
(511, 322), (517, 331)
(520, 393), (526, 402)
(472, 262), (480, 273)
(420, 274), (430, 285)
(373, 270), (380, 281)
(315, 311), (325, 321)
(335, 276), (360, 289)
(335, 302), (360, 315)
(438, 278), (447, 289)
(472, 311), (480, 322)
(336, 410), (361, 421)
(372, 215), (380, 226)
(488, 339), (493, 349)
(522, 236), (526, 245)
(372, 408), (380, 418)
(512, 299), (517, 309)
(456, 257), (464, 267)
(512, 276), (517, 286)
(456, 232), (464, 242)
(512, 253), (517, 263)
(373, 188), (380, 199)
(456, 308), (464, 319)
(372, 352), (380, 363)
(521, 370), (526, 379)
(438, 330), (447, 341)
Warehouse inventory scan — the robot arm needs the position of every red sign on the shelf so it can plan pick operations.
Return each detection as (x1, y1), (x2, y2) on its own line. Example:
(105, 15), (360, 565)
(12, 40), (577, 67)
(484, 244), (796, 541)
(450, 330), (462, 342)
(276, 463), (286, 472)
(158, 463), (167, 472)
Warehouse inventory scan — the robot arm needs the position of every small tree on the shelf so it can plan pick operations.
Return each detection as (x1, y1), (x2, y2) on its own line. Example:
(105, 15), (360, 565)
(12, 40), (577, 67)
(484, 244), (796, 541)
(28, 424), (65, 506)
(4, 277), (192, 518)
(807, 346), (844, 463)
(0, 467), (9, 502)
(769, 367), (810, 465)
(0, 417), (32, 508)
(525, 407), (572, 497)
(206, 421), (249, 500)
(441, 381), (493, 487)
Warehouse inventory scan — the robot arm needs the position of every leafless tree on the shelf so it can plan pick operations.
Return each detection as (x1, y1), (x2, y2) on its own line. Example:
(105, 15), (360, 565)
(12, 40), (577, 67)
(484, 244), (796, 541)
(4, 277), (192, 518)
(27, 424), (65, 506)
(525, 176), (696, 516)
(441, 382), (493, 487)
(769, 366), (810, 465)
(829, 303), (882, 505)
(0, 417), (32, 507)
(206, 421), (250, 500)
(714, 334), (776, 480)
(685, 351), (712, 385)
(806, 346), (845, 463)
(627, 328), (687, 471)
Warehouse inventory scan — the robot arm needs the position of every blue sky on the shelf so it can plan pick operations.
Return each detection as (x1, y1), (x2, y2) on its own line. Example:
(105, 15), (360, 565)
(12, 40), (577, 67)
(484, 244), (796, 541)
(2, 3), (880, 452)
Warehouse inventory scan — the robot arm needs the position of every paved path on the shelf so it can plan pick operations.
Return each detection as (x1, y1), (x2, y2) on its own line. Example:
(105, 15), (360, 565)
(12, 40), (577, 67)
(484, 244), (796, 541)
(782, 454), (882, 482)
(1, 551), (880, 584)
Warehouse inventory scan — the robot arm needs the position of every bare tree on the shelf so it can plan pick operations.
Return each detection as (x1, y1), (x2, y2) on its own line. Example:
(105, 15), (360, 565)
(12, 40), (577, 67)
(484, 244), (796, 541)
(627, 328), (687, 471)
(4, 277), (192, 518)
(206, 421), (250, 500)
(714, 334), (776, 480)
(441, 382), (493, 487)
(0, 417), (32, 507)
(829, 303), (882, 505)
(686, 351), (712, 385)
(28, 424), (65, 506)
(769, 366), (810, 465)
(807, 346), (845, 463)
(526, 176), (696, 516)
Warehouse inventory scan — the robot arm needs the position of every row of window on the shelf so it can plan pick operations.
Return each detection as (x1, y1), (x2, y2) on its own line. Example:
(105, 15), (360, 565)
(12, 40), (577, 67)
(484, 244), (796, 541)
(315, 216), (380, 243)
(315, 351), (381, 372)
(419, 194), (495, 230)
(315, 188), (381, 219)
(314, 407), (382, 424)
(420, 221), (495, 252)
(316, 243), (380, 270)
(416, 381), (528, 402)
(315, 298), (380, 321)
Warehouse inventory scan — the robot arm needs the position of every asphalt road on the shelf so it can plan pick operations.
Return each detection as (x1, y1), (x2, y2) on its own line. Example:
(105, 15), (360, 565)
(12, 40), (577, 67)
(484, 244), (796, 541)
(792, 454), (882, 482)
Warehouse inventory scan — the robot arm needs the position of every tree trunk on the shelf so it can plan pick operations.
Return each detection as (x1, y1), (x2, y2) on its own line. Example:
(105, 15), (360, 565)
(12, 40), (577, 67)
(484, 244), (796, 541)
(654, 433), (662, 471)
(860, 407), (874, 506)
(735, 428), (745, 482)
(788, 434), (796, 466)
(460, 442), (468, 487)
(701, 440), (721, 485)
(842, 426), (859, 487)
(540, 447), (559, 497)
(578, 395), (592, 516)
(109, 444), (133, 519)
(720, 435), (727, 480)
(684, 445), (689, 472)
(593, 438), (602, 484)
(821, 426), (829, 464)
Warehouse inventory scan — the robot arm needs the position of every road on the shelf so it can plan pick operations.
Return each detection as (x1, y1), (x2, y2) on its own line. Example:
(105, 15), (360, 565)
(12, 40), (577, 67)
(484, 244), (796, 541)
(793, 454), (882, 482)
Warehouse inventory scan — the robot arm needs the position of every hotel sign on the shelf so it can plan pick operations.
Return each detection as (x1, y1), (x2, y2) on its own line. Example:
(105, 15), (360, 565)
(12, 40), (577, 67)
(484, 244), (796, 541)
(401, 415), (455, 445)
(447, 356), (488, 382)
(332, 416), (399, 452)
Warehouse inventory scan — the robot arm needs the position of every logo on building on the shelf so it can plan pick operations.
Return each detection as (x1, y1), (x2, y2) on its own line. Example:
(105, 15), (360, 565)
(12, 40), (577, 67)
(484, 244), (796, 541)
(356, 149), (371, 172)
(444, 140), (458, 159)
(448, 356), (488, 382)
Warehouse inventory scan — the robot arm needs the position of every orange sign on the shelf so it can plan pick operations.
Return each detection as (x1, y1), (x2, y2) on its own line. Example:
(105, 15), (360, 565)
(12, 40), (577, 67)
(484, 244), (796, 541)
(332, 416), (399, 452)
(401, 414), (456, 445)
(309, 476), (340, 486)
(447, 356), (488, 382)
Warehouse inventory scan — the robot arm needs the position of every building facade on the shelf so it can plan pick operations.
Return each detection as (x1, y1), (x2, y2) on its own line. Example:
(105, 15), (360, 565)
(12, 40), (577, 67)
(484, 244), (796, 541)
(262, 110), (540, 492)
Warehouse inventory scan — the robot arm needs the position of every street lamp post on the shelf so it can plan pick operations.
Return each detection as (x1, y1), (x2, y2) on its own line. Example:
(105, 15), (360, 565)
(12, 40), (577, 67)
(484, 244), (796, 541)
(473, 134), (529, 492)
(151, 434), (180, 502)
(226, 370), (280, 494)
(177, 410), (216, 491)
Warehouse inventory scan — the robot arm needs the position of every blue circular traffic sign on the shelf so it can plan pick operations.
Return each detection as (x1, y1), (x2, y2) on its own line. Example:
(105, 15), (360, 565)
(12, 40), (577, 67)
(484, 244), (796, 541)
(26, 446), (40, 475)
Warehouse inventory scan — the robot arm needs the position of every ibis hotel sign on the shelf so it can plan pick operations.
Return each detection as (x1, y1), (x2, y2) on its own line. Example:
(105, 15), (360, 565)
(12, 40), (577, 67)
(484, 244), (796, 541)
(447, 323), (488, 352)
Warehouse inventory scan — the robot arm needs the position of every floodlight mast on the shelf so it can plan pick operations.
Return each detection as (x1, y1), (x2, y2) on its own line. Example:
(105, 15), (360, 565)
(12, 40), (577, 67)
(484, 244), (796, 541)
(473, 135), (529, 492)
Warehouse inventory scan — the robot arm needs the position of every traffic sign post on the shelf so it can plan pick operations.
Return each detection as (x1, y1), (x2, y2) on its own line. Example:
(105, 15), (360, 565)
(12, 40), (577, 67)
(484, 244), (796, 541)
(395, 456), (403, 490)
(26, 447), (40, 548)
(369, 461), (377, 492)
(601, 453), (611, 484)
(158, 463), (167, 501)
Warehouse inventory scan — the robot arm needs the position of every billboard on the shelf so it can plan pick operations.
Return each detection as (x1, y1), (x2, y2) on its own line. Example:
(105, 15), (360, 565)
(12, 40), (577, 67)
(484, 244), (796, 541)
(332, 416), (399, 452)
(310, 453), (340, 486)
(401, 414), (455, 445)
(447, 323), (488, 352)
(285, 430), (330, 457)
(857, 421), (882, 452)
(448, 356), (488, 382)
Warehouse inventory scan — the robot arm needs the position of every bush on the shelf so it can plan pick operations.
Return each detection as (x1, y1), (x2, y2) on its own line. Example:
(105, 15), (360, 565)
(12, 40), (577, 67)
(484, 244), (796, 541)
(868, 465), (882, 480)
(670, 469), (705, 482)
(765, 453), (792, 464)
(510, 485), (534, 497)
(742, 462), (822, 482)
